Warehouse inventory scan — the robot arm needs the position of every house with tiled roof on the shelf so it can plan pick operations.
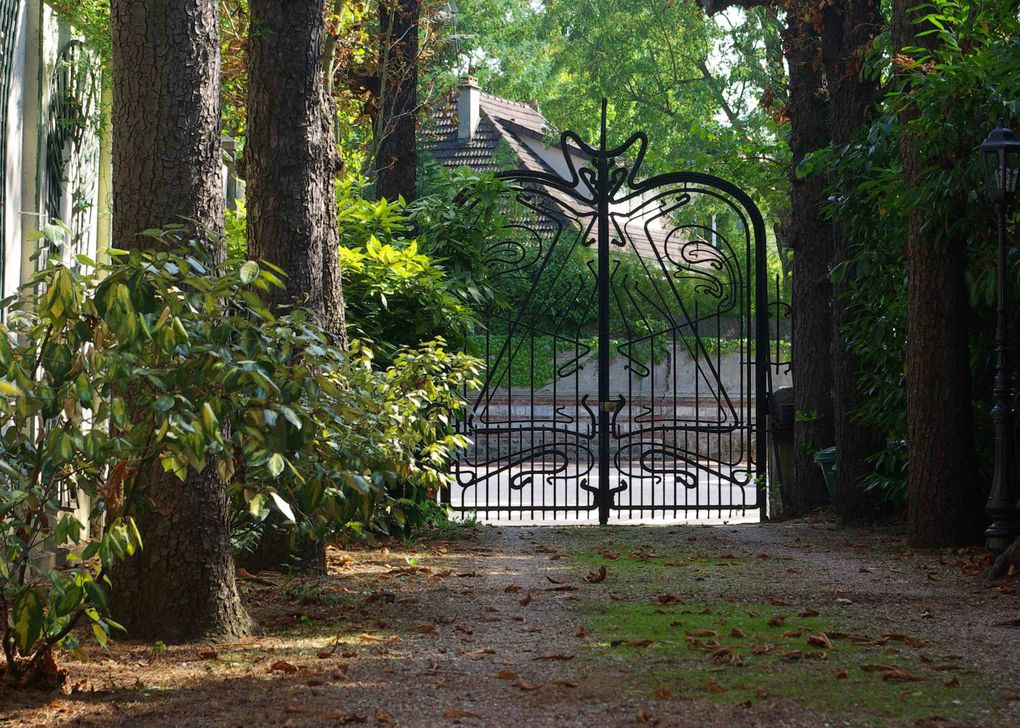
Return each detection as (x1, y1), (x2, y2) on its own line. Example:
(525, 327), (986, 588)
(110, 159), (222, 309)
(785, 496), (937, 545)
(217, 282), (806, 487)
(422, 78), (672, 259)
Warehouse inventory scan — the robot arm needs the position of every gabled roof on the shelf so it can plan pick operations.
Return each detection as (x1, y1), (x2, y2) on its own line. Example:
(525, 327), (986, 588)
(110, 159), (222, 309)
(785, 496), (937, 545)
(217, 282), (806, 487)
(424, 90), (560, 177)
(422, 88), (670, 261)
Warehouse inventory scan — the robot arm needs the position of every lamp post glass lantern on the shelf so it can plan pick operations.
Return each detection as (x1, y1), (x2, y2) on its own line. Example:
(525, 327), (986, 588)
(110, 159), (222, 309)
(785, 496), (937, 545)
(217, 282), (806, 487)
(979, 123), (1020, 553)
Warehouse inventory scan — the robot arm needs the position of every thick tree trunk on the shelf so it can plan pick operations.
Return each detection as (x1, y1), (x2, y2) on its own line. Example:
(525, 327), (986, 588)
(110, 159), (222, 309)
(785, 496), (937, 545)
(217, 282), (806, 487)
(108, 0), (250, 641)
(374, 0), (419, 202)
(784, 7), (835, 516)
(246, 0), (344, 333)
(697, 0), (836, 516)
(821, 0), (886, 521)
(243, 0), (346, 572)
(893, 1), (984, 545)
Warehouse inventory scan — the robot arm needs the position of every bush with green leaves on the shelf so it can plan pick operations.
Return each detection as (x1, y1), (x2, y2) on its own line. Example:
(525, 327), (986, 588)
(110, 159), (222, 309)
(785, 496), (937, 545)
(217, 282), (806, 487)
(337, 238), (476, 356)
(1, 230), (480, 684)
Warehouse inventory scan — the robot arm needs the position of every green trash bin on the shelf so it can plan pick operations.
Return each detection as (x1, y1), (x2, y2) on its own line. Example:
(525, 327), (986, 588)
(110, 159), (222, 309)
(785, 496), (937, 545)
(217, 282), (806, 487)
(813, 447), (837, 502)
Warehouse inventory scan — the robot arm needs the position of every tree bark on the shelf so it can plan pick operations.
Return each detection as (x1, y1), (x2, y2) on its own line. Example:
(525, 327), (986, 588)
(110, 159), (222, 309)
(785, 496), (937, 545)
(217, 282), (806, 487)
(108, 0), (250, 641)
(242, 0), (347, 572)
(697, 0), (836, 516)
(820, 0), (886, 521)
(784, 5), (835, 515)
(245, 0), (345, 337)
(893, 0), (984, 545)
(374, 0), (419, 202)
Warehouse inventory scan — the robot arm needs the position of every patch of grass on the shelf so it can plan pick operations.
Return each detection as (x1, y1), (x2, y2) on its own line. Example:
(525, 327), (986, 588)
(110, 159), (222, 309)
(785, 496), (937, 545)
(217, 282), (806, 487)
(571, 544), (747, 585)
(570, 548), (1000, 726)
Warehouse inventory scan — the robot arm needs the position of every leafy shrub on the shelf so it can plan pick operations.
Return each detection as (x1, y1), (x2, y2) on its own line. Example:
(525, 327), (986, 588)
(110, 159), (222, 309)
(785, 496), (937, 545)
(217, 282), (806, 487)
(338, 238), (475, 355)
(1, 230), (480, 683)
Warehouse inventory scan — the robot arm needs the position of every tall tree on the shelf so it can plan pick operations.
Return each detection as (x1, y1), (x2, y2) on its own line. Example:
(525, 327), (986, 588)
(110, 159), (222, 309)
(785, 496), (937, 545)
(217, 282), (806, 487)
(243, 0), (347, 571)
(375, 0), (420, 201)
(820, 0), (886, 521)
(783, 2), (835, 514)
(108, 0), (250, 640)
(892, 0), (982, 545)
(245, 0), (346, 339)
(700, 0), (832, 514)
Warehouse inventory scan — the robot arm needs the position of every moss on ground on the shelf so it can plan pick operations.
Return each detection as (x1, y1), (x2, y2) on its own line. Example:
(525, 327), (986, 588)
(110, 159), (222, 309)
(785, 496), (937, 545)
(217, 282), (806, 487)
(571, 548), (1001, 726)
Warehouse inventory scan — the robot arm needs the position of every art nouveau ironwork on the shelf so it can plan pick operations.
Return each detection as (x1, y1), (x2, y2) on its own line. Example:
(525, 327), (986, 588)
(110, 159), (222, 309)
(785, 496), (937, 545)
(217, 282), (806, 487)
(447, 102), (770, 523)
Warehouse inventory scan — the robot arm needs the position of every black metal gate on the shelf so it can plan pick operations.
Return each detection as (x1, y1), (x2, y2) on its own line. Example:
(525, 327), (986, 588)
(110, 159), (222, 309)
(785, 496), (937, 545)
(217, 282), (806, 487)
(447, 105), (769, 523)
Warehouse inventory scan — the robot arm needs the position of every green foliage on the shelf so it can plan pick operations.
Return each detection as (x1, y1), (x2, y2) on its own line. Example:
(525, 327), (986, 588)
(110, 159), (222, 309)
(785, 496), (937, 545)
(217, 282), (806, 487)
(336, 178), (487, 355)
(47, 1), (111, 62)
(411, 168), (519, 307)
(434, 0), (790, 218)
(338, 238), (475, 353)
(0, 242), (139, 682)
(1, 229), (480, 678)
(825, 0), (1020, 505)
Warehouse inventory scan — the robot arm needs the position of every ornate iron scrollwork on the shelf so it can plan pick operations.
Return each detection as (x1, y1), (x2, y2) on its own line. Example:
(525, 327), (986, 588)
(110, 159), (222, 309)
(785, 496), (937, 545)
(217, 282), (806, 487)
(447, 101), (769, 523)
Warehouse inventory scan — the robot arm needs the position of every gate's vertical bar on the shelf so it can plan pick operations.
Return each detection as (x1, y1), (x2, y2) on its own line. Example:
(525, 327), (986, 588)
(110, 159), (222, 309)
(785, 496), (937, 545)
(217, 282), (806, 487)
(597, 100), (611, 525)
(753, 211), (769, 520)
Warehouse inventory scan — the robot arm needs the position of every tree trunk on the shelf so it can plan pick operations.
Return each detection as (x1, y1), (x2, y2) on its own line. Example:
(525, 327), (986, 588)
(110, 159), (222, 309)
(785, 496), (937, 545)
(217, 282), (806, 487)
(108, 0), (250, 641)
(374, 0), (419, 202)
(245, 0), (344, 335)
(243, 0), (347, 572)
(784, 6), (835, 516)
(820, 0), (886, 521)
(893, 0), (984, 545)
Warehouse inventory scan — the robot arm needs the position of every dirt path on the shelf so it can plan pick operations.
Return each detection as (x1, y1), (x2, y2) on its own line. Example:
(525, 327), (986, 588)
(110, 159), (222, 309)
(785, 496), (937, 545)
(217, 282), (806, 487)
(3, 520), (1019, 727)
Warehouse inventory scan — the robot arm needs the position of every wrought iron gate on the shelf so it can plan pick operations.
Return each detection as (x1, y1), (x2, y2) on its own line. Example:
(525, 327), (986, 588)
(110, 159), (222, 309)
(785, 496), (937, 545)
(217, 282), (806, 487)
(447, 104), (769, 523)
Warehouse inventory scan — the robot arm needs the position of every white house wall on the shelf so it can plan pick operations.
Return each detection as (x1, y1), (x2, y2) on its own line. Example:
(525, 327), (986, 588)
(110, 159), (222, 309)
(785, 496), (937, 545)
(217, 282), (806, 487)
(517, 132), (671, 240)
(2, 0), (27, 300)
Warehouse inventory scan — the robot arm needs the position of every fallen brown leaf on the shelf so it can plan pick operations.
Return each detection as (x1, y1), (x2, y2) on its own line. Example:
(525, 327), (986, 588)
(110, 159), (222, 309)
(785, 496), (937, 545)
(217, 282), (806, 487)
(518, 593), (533, 607)
(443, 709), (480, 719)
(585, 565), (608, 584)
(767, 615), (785, 627)
(496, 669), (518, 680)
(322, 711), (367, 723)
(505, 584), (523, 593)
(515, 679), (543, 691)
(533, 653), (575, 661)
(807, 633), (833, 649)
(881, 668), (926, 683)
(270, 660), (299, 674)
(655, 687), (673, 699)
(686, 629), (719, 638)
(858, 663), (895, 673)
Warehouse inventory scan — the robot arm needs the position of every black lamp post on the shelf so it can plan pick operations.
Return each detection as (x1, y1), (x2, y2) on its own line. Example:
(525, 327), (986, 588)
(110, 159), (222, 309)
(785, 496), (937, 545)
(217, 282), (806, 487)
(979, 123), (1020, 553)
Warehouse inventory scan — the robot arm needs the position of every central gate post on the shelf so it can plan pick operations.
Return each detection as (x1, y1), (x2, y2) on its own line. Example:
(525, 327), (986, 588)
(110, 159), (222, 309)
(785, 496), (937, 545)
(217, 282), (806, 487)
(596, 100), (612, 526)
